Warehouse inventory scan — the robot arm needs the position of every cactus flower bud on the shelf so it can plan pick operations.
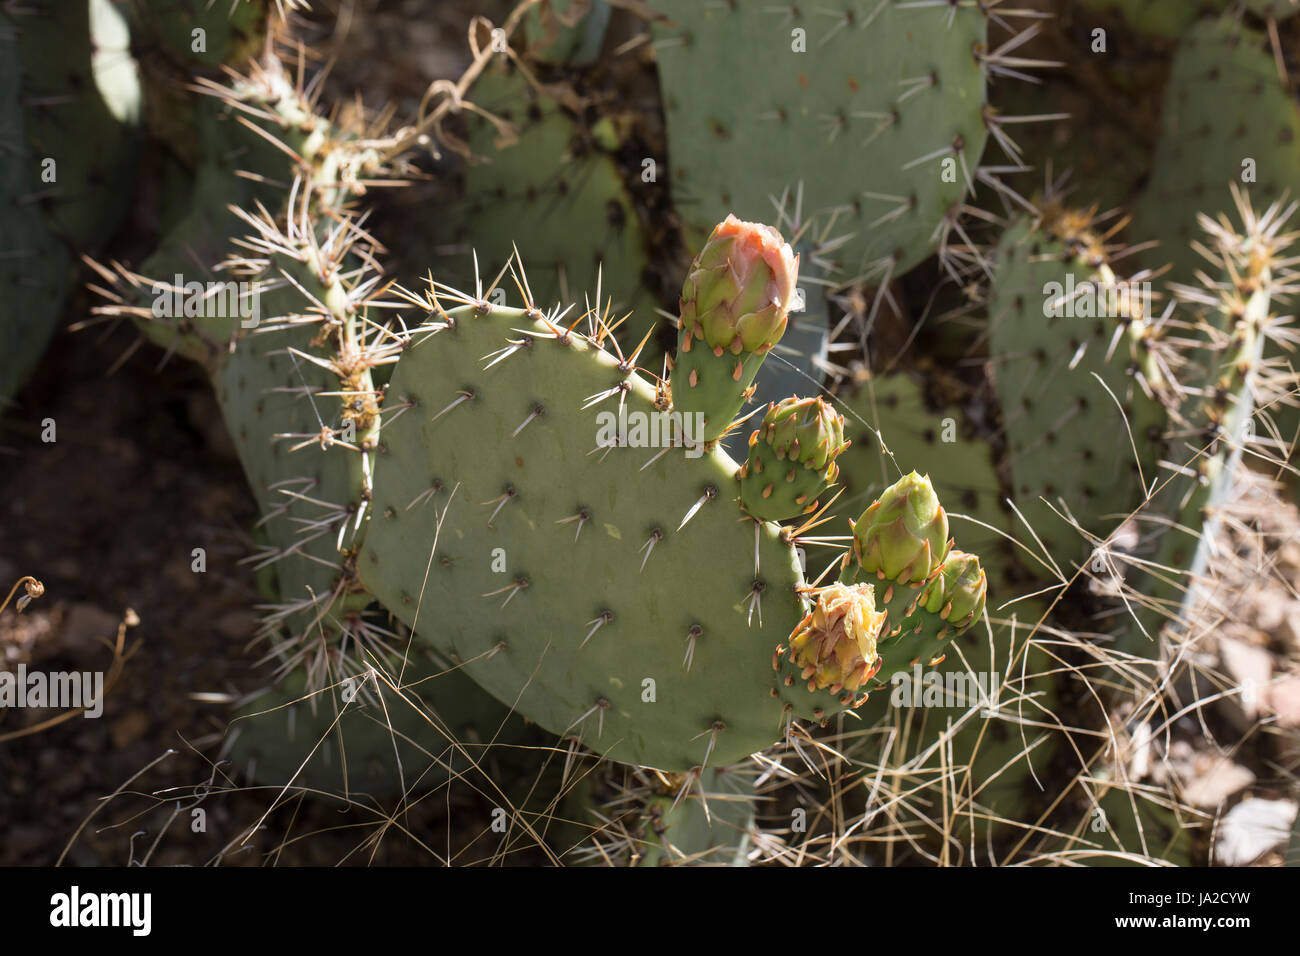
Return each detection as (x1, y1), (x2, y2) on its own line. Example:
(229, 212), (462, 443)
(917, 550), (987, 634)
(670, 215), (800, 442)
(784, 583), (886, 696)
(850, 472), (951, 584)
(739, 395), (850, 520)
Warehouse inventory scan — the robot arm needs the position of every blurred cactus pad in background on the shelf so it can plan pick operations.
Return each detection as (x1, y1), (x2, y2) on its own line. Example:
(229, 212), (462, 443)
(1, 0), (1300, 869)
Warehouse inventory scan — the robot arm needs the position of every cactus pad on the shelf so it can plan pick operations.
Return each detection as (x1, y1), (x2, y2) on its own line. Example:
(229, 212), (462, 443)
(360, 300), (815, 772)
(651, 0), (989, 278)
(988, 212), (1168, 566)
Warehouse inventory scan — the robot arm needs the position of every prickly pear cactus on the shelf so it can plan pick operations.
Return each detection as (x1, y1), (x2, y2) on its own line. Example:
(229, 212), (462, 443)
(1129, 14), (1300, 511)
(1134, 16), (1300, 286)
(123, 0), (268, 69)
(568, 765), (755, 866)
(422, 67), (652, 323)
(988, 207), (1169, 568)
(359, 294), (809, 771)
(0, 0), (141, 403)
(15, 0), (140, 248)
(736, 196), (842, 432)
(1080, 0), (1299, 41)
(225, 650), (550, 800)
(90, 48), (400, 663)
(0, 22), (69, 406)
(1138, 187), (1298, 642)
(650, 0), (992, 278)
(828, 472), (988, 696)
(523, 0), (612, 66)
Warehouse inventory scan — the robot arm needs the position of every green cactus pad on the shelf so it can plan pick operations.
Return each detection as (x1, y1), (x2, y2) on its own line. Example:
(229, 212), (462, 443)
(226, 652), (549, 800)
(523, 0), (612, 67)
(124, 0), (267, 69)
(0, 23), (67, 404)
(0, 0), (140, 403)
(631, 767), (754, 866)
(123, 98), (300, 364)
(212, 289), (365, 643)
(1131, 15), (1300, 509)
(988, 214), (1168, 567)
(361, 302), (814, 772)
(425, 68), (651, 321)
(14, 0), (141, 249)
(1134, 16), (1300, 286)
(1132, 189), (1294, 649)
(650, 0), (989, 278)
(1080, 0), (1298, 39)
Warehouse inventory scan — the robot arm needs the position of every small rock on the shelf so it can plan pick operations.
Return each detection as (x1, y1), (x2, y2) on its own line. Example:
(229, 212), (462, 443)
(51, 557), (79, 580)
(1279, 605), (1300, 649)
(214, 609), (259, 641)
(110, 710), (150, 750)
(1251, 597), (1286, 634)
(1217, 636), (1274, 721)
(1214, 798), (1297, 866)
(48, 604), (120, 660)
(1267, 674), (1300, 728)
(7, 825), (45, 862)
(1180, 756), (1255, 809)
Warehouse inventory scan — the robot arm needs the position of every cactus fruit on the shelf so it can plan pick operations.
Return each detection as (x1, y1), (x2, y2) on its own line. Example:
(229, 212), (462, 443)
(737, 395), (848, 521)
(736, 197), (842, 439)
(669, 214), (800, 442)
(842, 548), (987, 698)
(915, 549), (987, 635)
(828, 473), (987, 698)
(772, 472), (987, 712)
